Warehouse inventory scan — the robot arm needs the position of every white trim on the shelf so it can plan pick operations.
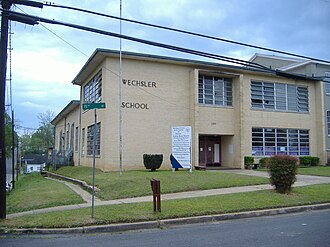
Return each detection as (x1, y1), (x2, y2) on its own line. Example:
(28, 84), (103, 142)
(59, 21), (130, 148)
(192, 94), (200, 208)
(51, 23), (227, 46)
(280, 60), (313, 71)
(249, 53), (303, 63)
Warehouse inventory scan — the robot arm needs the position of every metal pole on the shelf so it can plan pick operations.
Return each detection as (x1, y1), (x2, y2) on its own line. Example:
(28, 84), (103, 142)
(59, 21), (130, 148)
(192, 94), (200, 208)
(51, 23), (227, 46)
(0, 0), (11, 220)
(91, 108), (97, 221)
(11, 110), (14, 189)
(16, 134), (19, 182)
(119, 0), (123, 176)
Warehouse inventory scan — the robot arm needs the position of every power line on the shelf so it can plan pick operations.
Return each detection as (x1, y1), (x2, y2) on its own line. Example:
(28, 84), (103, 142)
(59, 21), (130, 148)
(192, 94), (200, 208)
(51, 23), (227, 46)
(3, 10), (272, 71)
(43, 2), (330, 64)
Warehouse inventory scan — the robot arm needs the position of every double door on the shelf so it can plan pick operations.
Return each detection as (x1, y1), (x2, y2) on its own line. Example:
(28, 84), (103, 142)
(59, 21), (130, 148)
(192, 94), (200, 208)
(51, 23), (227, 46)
(199, 137), (221, 167)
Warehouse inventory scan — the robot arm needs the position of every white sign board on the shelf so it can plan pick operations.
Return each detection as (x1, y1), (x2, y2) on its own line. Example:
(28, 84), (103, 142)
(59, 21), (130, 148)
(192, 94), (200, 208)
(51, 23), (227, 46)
(171, 126), (192, 171)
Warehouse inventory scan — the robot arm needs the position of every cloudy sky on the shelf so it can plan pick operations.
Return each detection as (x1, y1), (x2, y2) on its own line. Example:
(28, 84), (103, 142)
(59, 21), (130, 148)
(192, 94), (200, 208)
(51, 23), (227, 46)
(6, 0), (330, 133)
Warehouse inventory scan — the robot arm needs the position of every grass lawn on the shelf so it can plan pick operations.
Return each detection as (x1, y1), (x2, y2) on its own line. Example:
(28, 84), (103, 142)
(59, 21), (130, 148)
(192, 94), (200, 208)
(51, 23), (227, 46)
(6, 173), (85, 214)
(1, 183), (330, 229)
(54, 167), (269, 200)
(297, 166), (330, 177)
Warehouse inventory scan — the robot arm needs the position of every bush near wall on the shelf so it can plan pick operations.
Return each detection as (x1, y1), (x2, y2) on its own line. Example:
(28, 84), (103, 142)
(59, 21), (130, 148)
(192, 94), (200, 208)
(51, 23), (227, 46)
(268, 155), (298, 194)
(143, 154), (163, 172)
(299, 156), (320, 167)
(259, 157), (270, 168)
(244, 156), (254, 169)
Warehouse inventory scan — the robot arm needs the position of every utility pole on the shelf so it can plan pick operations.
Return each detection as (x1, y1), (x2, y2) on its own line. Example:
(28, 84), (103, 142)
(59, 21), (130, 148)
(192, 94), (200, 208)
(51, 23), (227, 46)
(0, 0), (43, 219)
(0, 0), (11, 220)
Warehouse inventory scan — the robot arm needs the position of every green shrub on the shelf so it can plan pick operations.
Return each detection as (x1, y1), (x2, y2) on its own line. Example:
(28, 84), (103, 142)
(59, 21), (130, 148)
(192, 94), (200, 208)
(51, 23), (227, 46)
(268, 155), (298, 194)
(244, 156), (254, 169)
(143, 154), (163, 172)
(259, 157), (270, 168)
(299, 156), (320, 167)
(311, 157), (320, 166)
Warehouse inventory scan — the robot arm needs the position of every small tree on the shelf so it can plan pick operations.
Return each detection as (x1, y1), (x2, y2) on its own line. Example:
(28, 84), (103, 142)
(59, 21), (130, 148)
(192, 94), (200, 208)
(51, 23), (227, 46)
(268, 155), (298, 194)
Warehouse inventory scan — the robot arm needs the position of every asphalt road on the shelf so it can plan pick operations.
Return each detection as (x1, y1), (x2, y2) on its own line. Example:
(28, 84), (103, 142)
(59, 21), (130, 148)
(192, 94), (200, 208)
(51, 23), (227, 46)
(1, 209), (330, 247)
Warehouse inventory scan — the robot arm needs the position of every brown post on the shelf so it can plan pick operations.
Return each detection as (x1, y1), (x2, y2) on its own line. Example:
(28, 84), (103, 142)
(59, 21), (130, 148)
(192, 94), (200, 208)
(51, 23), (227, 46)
(150, 179), (161, 212)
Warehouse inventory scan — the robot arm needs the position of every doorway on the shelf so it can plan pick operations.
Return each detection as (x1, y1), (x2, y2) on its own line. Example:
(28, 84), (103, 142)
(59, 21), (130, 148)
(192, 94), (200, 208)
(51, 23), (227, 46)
(199, 136), (221, 167)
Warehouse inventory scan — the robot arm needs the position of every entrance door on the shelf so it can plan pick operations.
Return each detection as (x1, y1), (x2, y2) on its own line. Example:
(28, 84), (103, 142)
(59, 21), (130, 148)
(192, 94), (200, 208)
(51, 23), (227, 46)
(199, 136), (221, 167)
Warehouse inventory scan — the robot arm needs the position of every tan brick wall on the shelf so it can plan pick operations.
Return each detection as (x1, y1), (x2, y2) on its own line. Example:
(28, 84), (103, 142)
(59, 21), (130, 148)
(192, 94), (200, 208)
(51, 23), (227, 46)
(56, 53), (326, 171)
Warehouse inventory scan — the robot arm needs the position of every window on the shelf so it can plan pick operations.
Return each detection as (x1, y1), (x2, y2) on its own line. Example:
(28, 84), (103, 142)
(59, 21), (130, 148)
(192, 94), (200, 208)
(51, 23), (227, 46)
(70, 123), (74, 151)
(87, 123), (101, 156)
(252, 127), (309, 156)
(66, 123), (70, 150)
(327, 111), (330, 136)
(75, 126), (79, 152)
(84, 70), (102, 103)
(59, 130), (63, 152)
(325, 72), (330, 94)
(198, 75), (232, 106)
(82, 128), (85, 156)
(251, 81), (308, 112)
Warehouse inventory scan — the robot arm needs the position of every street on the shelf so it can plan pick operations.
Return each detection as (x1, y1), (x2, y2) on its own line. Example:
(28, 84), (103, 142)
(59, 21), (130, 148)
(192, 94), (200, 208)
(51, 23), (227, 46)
(1, 209), (330, 247)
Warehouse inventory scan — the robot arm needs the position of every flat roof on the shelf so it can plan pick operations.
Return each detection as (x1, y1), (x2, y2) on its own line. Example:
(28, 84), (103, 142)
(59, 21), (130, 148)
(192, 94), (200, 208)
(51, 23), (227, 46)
(51, 100), (80, 125)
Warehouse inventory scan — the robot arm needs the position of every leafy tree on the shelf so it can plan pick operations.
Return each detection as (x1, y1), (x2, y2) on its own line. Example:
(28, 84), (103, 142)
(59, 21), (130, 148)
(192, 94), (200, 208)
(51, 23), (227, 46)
(20, 110), (55, 156)
(37, 110), (55, 149)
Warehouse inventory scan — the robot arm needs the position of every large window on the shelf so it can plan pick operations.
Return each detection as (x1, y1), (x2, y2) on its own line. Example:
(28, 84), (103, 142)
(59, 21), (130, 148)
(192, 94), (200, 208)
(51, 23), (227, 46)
(198, 75), (232, 106)
(87, 123), (101, 156)
(84, 70), (102, 103)
(251, 81), (308, 112)
(59, 130), (63, 152)
(252, 127), (309, 156)
(327, 111), (330, 136)
(66, 123), (70, 150)
(325, 72), (330, 94)
(70, 123), (74, 151)
(81, 128), (85, 156)
(75, 126), (79, 152)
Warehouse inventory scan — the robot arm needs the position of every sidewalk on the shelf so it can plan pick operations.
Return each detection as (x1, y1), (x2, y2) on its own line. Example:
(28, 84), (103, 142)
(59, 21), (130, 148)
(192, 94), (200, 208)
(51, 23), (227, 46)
(7, 170), (330, 219)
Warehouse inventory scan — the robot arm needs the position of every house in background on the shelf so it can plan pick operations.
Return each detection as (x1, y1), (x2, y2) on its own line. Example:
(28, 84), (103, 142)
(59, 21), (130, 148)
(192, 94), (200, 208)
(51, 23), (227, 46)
(52, 49), (326, 171)
(21, 154), (47, 174)
(249, 54), (330, 164)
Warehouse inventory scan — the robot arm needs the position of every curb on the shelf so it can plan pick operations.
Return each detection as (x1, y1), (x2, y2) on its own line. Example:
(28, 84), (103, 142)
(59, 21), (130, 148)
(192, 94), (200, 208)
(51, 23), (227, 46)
(2, 203), (330, 235)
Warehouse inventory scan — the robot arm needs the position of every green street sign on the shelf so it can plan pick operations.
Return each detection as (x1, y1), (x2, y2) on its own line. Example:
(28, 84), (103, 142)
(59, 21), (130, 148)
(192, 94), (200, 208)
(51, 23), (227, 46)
(82, 102), (106, 110)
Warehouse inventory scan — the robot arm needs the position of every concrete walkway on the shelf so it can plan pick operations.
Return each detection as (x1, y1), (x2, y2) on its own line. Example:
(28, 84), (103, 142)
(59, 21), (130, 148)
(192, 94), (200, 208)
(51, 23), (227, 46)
(219, 169), (330, 186)
(7, 170), (330, 219)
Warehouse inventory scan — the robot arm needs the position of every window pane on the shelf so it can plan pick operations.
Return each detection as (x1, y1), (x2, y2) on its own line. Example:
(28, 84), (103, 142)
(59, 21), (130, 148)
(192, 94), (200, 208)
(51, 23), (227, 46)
(287, 85), (298, 111)
(84, 70), (102, 103)
(87, 123), (101, 156)
(199, 75), (232, 106)
(252, 127), (309, 157)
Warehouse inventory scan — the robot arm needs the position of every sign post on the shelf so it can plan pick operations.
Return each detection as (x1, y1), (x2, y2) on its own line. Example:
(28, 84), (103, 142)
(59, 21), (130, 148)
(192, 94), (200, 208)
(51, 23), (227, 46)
(82, 102), (106, 222)
(171, 126), (192, 173)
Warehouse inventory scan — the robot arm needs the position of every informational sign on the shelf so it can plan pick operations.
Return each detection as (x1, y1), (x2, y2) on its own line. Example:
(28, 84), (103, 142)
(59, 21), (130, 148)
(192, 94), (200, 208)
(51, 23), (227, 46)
(171, 126), (192, 171)
(82, 102), (106, 110)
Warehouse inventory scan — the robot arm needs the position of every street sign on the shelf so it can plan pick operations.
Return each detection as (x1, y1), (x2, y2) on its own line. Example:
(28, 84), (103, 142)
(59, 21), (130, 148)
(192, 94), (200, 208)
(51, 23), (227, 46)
(82, 102), (106, 110)
(81, 101), (106, 221)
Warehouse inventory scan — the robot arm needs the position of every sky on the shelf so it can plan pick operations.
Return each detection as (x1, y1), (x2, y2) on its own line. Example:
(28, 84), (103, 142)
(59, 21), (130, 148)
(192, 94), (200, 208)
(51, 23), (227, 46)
(5, 0), (330, 134)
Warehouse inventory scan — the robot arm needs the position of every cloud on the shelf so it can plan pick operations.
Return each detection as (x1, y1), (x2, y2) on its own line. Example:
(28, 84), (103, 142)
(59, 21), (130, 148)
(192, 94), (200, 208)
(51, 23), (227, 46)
(7, 0), (330, 133)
